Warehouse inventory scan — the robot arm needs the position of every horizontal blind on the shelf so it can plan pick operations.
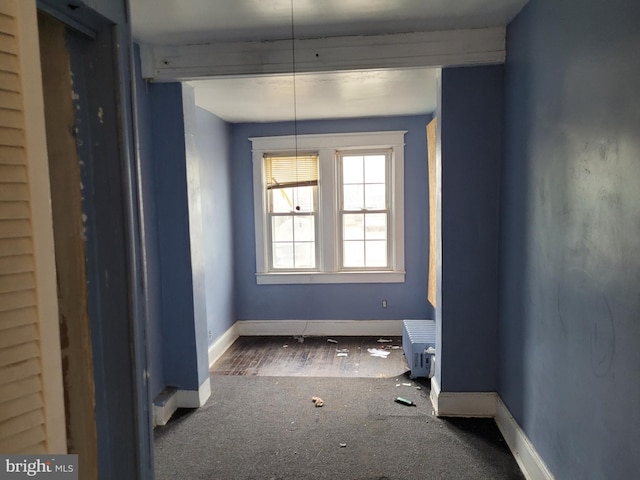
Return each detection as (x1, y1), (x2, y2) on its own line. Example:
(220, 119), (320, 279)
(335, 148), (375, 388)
(265, 154), (318, 189)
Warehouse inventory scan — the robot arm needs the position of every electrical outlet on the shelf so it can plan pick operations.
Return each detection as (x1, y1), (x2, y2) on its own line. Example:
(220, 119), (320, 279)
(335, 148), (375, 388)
(208, 330), (213, 339)
(382, 300), (387, 308)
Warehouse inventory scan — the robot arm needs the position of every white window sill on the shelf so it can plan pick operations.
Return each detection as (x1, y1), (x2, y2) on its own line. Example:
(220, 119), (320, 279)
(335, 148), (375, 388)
(256, 271), (406, 285)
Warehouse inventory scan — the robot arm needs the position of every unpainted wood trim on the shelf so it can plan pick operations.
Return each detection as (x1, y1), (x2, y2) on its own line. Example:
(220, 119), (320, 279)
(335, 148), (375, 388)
(38, 10), (98, 476)
(427, 118), (438, 307)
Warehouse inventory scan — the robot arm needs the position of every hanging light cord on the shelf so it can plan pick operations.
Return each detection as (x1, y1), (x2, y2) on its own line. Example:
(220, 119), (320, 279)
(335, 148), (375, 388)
(290, 0), (311, 337)
(290, 0), (301, 210)
(290, 0), (299, 157)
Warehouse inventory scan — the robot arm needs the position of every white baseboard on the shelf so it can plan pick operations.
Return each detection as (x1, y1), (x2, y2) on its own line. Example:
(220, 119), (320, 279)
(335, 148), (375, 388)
(153, 388), (177, 427)
(236, 319), (403, 337)
(176, 377), (211, 408)
(429, 380), (554, 480)
(429, 382), (497, 417)
(208, 323), (240, 368)
(495, 397), (554, 480)
(153, 379), (211, 427)
(429, 377), (496, 417)
(429, 375), (441, 412)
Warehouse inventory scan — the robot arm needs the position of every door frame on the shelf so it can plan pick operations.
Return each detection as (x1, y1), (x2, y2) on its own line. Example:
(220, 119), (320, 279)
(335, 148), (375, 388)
(36, 1), (152, 478)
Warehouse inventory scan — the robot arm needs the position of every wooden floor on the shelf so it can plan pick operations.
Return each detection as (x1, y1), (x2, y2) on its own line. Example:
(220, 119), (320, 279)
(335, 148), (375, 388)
(210, 336), (409, 378)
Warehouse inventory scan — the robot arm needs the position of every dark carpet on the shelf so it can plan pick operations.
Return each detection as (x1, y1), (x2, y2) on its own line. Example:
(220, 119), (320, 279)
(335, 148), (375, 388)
(154, 375), (524, 480)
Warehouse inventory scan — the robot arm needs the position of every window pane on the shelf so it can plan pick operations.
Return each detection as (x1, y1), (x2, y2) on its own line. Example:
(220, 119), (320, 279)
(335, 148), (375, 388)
(342, 155), (363, 184)
(343, 184), (363, 210)
(343, 240), (365, 267)
(271, 215), (316, 269)
(364, 155), (386, 183)
(272, 216), (293, 242)
(293, 215), (315, 242)
(271, 186), (316, 213)
(366, 240), (387, 267)
(271, 188), (294, 213)
(343, 214), (364, 240)
(364, 184), (386, 209)
(294, 241), (315, 268)
(273, 242), (294, 268)
(365, 213), (387, 240)
(292, 186), (315, 212)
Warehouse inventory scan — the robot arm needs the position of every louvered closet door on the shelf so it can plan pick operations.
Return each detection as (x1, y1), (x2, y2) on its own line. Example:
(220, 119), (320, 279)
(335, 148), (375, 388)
(0, 0), (66, 454)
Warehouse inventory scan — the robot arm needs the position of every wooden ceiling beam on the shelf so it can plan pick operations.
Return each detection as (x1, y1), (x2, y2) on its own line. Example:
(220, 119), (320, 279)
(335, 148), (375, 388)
(140, 27), (505, 81)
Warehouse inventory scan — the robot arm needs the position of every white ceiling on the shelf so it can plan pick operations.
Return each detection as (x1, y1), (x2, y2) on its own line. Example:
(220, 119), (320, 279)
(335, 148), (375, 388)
(130, 0), (529, 123)
(189, 68), (439, 123)
(130, 0), (528, 45)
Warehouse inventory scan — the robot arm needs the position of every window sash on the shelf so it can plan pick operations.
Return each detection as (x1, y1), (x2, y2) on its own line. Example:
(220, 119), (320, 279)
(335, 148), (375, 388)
(264, 153), (320, 271)
(338, 150), (392, 270)
(268, 211), (318, 271)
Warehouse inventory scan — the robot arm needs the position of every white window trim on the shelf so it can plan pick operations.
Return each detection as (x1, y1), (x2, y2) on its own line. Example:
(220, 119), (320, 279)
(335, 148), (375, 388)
(251, 131), (406, 285)
(337, 148), (393, 271)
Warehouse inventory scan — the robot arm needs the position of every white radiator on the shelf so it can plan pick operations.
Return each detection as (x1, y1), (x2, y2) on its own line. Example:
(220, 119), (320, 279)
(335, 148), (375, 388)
(402, 319), (436, 378)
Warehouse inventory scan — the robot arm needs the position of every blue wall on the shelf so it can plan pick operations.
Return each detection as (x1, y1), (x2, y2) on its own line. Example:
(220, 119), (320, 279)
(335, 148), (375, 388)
(231, 115), (433, 321)
(133, 45), (165, 399)
(181, 85), (211, 387)
(438, 66), (503, 392)
(195, 107), (236, 341)
(133, 69), (235, 394)
(147, 83), (206, 392)
(500, 0), (640, 477)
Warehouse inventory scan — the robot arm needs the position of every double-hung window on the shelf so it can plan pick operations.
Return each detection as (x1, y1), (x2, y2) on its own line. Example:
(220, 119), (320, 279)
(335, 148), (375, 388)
(339, 150), (390, 269)
(265, 153), (318, 270)
(252, 131), (406, 284)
